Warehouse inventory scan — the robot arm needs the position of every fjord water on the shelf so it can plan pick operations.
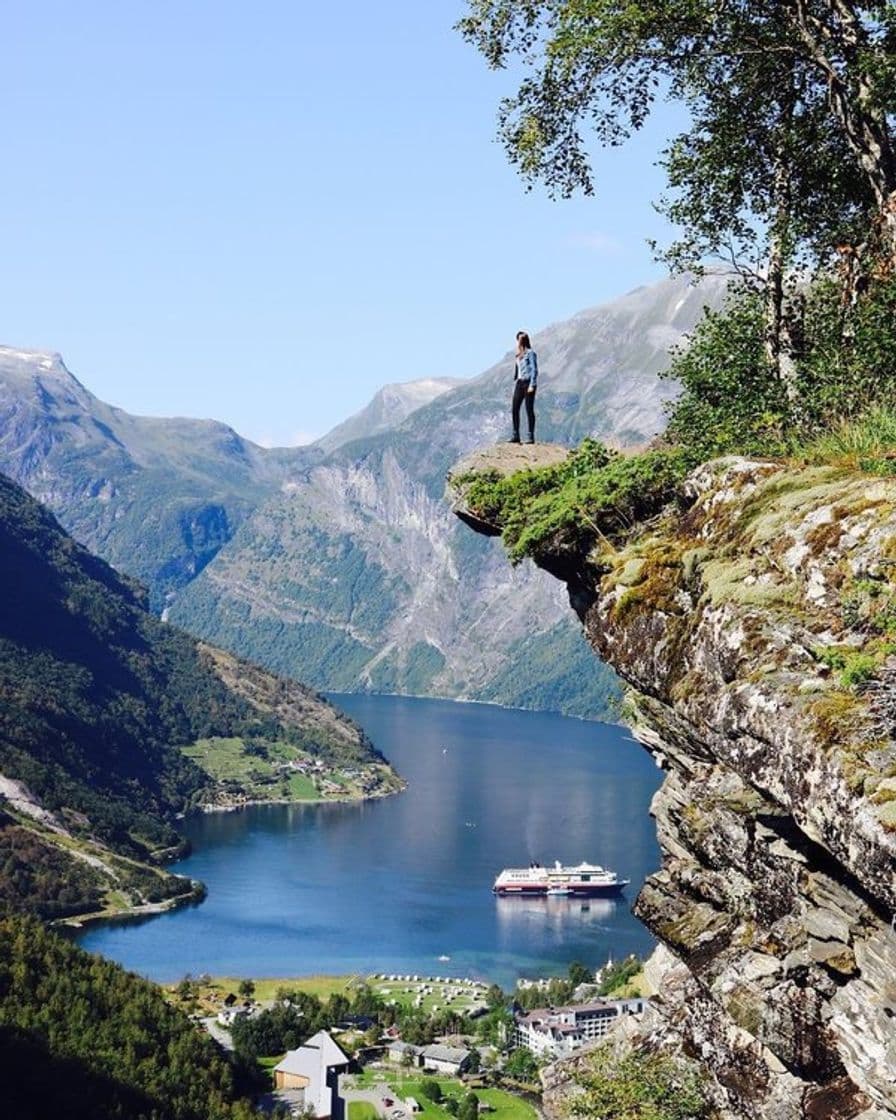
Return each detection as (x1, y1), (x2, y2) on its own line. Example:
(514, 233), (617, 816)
(77, 696), (662, 988)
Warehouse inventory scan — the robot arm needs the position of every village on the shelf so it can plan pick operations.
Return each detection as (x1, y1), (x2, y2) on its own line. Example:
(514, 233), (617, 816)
(181, 736), (403, 813)
(169, 958), (648, 1119)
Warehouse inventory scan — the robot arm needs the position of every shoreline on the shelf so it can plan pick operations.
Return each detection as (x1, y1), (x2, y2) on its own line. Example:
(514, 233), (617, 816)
(191, 776), (407, 817)
(56, 879), (205, 931)
(326, 689), (623, 728)
(64, 783), (407, 930)
(66, 709), (651, 978)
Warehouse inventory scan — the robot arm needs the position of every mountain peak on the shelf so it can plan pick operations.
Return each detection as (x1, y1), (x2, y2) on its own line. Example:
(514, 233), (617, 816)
(0, 345), (80, 384)
(316, 375), (464, 453)
(0, 346), (94, 415)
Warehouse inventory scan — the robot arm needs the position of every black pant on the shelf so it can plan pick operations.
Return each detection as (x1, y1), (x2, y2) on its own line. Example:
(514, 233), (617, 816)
(512, 379), (536, 440)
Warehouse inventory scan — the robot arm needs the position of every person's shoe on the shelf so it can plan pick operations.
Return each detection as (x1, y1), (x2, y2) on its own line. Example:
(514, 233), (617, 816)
(507, 436), (521, 443)
(526, 437), (535, 444)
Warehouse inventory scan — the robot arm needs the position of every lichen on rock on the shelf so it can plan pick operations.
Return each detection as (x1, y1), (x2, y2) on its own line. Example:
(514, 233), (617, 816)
(449, 448), (896, 1119)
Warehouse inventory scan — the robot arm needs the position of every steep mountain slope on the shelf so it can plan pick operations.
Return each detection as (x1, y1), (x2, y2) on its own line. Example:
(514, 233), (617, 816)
(316, 376), (464, 452)
(0, 913), (261, 1120)
(451, 449), (896, 1118)
(170, 273), (730, 716)
(0, 473), (399, 922)
(0, 346), (309, 609)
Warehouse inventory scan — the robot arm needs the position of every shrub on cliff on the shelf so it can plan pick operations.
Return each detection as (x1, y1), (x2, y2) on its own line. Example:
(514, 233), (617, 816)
(566, 1044), (709, 1120)
(662, 289), (787, 461)
(664, 276), (896, 464)
(798, 275), (896, 426)
(462, 442), (693, 563)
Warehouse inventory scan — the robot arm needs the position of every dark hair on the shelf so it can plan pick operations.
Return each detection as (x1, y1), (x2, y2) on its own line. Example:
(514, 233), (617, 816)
(516, 331), (531, 349)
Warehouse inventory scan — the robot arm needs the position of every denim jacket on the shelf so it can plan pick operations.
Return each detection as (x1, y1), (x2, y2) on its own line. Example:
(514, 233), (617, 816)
(514, 348), (538, 388)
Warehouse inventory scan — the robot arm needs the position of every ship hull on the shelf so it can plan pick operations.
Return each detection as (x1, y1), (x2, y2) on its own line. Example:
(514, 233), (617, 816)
(493, 881), (627, 897)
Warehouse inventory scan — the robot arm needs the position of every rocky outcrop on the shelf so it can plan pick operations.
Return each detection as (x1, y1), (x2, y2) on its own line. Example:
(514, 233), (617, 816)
(451, 450), (896, 1119)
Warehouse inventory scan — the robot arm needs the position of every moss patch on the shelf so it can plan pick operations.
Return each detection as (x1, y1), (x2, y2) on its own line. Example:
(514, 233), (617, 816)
(460, 442), (694, 564)
(875, 800), (896, 831)
(700, 556), (796, 609)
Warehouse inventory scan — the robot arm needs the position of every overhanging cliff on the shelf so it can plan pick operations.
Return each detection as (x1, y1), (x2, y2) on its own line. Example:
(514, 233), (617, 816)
(450, 446), (896, 1120)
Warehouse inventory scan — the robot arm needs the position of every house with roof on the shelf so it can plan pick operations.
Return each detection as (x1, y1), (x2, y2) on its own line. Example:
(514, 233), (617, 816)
(387, 1040), (420, 1065)
(273, 1030), (351, 1118)
(419, 1043), (471, 1076)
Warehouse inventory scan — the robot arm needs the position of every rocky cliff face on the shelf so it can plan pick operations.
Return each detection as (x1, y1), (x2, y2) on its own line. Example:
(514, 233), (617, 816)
(451, 449), (896, 1119)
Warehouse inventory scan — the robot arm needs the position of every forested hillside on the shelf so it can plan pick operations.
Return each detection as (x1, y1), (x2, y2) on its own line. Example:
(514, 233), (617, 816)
(0, 472), (399, 920)
(0, 914), (260, 1119)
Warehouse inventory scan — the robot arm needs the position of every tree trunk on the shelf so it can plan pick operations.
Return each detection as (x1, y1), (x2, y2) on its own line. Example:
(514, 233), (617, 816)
(879, 191), (896, 268)
(786, 0), (896, 263)
(765, 83), (798, 401)
(764, 239), (784, 371)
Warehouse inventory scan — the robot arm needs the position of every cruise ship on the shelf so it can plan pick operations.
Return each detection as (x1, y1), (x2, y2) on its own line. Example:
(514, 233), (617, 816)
(493, 860), (628, 897)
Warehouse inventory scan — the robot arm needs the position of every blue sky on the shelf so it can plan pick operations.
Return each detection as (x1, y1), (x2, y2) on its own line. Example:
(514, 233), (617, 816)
(1, 1), (682, 445)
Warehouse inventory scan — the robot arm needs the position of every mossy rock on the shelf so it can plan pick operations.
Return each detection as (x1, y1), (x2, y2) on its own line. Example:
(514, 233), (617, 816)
(875, 799), (896, 831)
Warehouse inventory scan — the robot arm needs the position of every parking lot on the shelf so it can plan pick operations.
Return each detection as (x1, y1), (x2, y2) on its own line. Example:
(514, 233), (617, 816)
(340, 1078), (413, 1120)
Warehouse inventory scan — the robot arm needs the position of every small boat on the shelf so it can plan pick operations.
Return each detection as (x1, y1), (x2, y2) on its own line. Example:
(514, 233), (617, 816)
(438, 954), (451, 962)
(546, 885), (571, 896)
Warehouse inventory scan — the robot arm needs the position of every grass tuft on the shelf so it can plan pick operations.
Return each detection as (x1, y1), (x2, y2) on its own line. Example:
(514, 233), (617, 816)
(795, 407), (896, 474)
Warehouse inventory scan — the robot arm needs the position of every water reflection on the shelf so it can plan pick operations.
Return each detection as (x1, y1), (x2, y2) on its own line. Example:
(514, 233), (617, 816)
(494, 896), (623, 961)
(495, 895), (619, 933)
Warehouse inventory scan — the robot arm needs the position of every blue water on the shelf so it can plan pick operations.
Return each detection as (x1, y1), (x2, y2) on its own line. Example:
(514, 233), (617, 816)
(76, 695), (662, 988)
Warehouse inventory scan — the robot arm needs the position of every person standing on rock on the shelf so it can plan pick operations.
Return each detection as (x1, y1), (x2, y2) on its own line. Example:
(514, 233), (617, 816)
(509, 331), (538, 444)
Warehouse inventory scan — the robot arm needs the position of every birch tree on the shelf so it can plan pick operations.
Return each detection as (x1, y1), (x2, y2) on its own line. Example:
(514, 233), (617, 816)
(457, 1), (896, 385)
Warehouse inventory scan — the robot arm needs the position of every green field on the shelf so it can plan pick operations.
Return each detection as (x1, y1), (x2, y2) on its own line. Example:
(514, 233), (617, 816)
(183, 737), (323, 803)
(605, 968), (644, 998)
(344, 1074), (535, 1120)
(287, 772), (321, 799)
(165, 972), (355, 1012)
(349, 1104), (380, 1120)
(258, 1054), (282, 1085)
(165, 971), (492, 1015)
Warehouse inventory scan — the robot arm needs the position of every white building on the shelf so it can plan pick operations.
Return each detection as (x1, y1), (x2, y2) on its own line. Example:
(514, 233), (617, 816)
(513, 999), (647, 1059)
(273, 1030), (351, 1118)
